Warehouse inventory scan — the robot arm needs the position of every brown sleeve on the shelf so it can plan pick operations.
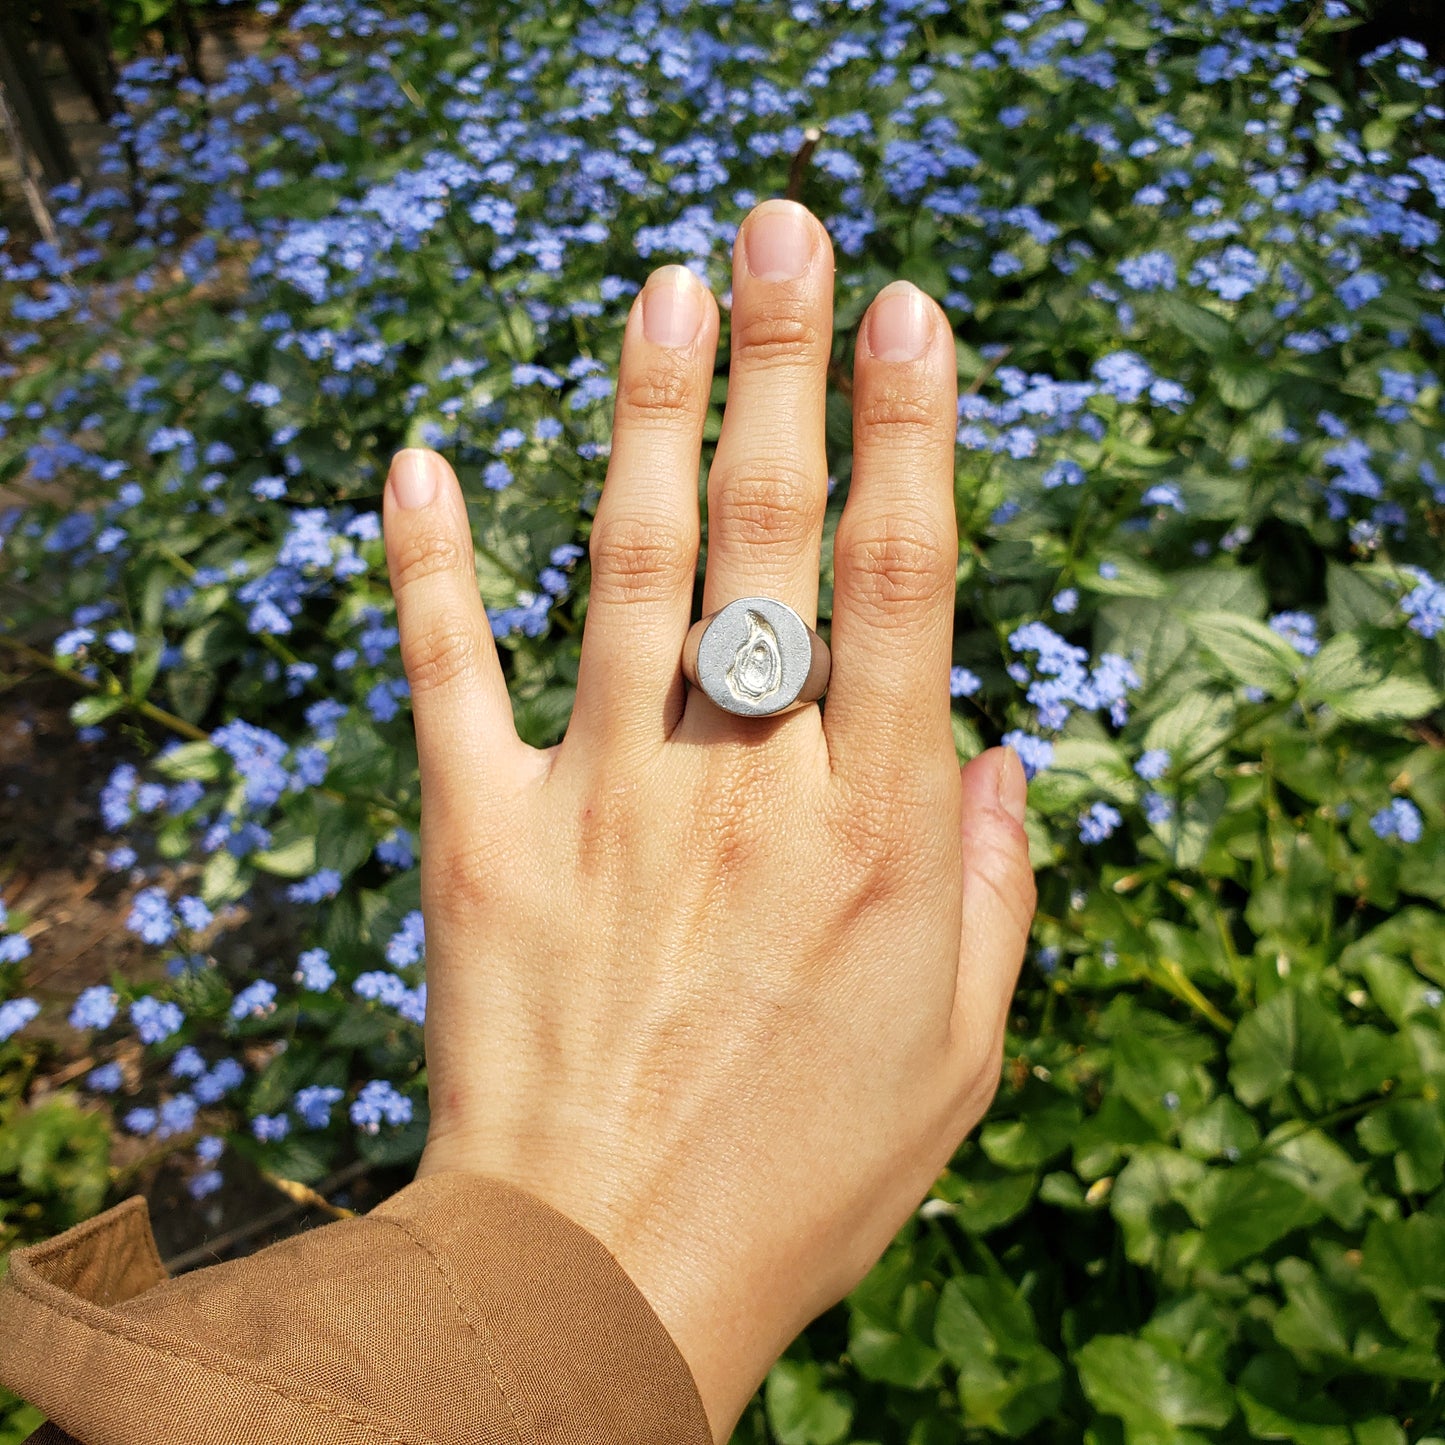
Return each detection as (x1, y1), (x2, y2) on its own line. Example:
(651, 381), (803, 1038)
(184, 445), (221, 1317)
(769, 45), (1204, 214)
(0, 1170), (713, 1445)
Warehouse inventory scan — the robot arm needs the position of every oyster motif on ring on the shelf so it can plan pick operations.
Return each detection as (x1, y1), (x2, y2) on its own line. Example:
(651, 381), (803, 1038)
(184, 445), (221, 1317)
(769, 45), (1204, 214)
(682, 596), (831, 718)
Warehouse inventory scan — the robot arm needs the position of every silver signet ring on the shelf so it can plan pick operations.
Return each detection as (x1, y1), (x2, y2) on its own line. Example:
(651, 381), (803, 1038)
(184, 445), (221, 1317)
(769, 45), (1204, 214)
(681, 596), (831, 718)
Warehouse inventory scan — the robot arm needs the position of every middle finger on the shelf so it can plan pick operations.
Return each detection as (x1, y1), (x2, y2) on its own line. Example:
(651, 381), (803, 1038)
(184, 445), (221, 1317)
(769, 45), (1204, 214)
(700, 200), (835, 629)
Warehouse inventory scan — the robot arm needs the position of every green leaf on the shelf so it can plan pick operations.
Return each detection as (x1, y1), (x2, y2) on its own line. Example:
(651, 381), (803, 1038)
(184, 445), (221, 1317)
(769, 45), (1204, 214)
(1110, 1146), (1208, 1269)
(1075, 1335), (1235, 1436)
(152, 740), (224, 783)
(315, 798), (375, 879)
(1236, 1351), (1351, 1445)
(1178, 1163), (1322, 1270)
(1326, 677), (1442, 723)
(1227, 987), (1347, 1112)
(253, 834), (318, 879)
(1327, 562), (1398, 632)
(1358, 1214), (1445, 1342)
(764, 1361), (852, 1445)
(848, 1323), (944, 1390)
(69, 694), (125, 727)
(1356, 1099), (1445, 1194)
(1186, 611), (1302, 695)
(1155, 294), (1234, 355)
(936, 1278), (1063, 1438)
(1215, 359), (1273, 410)
(979, 1087), (1083, 1170)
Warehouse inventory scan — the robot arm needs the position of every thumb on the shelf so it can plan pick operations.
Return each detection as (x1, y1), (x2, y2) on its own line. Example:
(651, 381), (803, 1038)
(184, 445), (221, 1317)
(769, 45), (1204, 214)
(950, 746), (1037, 1054)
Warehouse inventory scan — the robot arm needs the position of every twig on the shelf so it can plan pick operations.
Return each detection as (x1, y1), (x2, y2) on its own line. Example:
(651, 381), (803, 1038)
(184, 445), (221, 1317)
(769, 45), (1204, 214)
(0, 76), (58, 244)
(786, 126), (821, 202)
(163, 1159), (372, 1274)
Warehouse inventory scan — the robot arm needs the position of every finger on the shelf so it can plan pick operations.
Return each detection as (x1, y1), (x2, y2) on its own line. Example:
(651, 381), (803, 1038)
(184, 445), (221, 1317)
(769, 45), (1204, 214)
(823, 281), (959, 776)
(384, 448), (529, 827)
(568, 265), (718, 754)
(698, 199), (834, 629)
(950, 749), (1036, 1058)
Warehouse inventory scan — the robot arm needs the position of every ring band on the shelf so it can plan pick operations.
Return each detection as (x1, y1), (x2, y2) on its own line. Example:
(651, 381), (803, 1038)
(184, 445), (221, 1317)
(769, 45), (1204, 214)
(681, 596), (830, 718)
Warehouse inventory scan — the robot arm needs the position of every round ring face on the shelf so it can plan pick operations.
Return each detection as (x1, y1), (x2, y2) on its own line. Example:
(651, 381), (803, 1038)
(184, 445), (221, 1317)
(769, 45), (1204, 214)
(695, 596), (813, 717)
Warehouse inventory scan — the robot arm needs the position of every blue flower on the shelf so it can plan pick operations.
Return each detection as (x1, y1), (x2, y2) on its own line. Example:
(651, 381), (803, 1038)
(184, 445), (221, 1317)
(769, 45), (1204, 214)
(1370, 798), (1424, 844)
(157, 1093), (199, 1139)
(0, 997), (40, 1041)
(385, 910), (425, 967)
(949, 666), (981, 699)
(176, 896), (213, 931)
(126, 887), (175, 945)
(287, 869), (342, 904)
(1336, 272), (1384, 311)
(375, 829), (414, 869)
(0, 934), (31, 965)
(1135, 750), (1171, 782)
(86, 1061), (124, 1093)
(1043, 458), (1085, 490)
(294, 1084), (344, 1129)
(124, 1107), (158, 1136)
(1079, 802), (1123, 844)
(189, 1170), (223, 1199)
(69, 985), (118, 1030)
(55, 626), (95, 657)
(294, 947), (336, 991)
(1268, 611), (1319, 657)
(1400, 570), (1444, 638)
(1001, 731), (1054, 779)
(130, 995), (185, 1045)
(251, 1112), (290, 1142)
(195, 1134), (224, 1164)
(193, 1057), (245, 1104)
(350, 1079), (413, 1133)
(1143, 791), (1174, 826)
(170, 1045), (206, 1078)
(1117, 251), (1177, 291)
(230, 980), (277, 1020)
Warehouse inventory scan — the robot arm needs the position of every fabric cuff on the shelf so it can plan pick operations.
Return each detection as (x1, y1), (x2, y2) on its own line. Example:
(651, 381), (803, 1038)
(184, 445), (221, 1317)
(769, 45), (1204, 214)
(0, 1170), (712, 1445)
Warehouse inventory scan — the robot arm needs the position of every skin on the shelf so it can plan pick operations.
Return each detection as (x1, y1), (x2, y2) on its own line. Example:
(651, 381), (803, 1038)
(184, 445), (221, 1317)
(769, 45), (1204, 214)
(382, 199), (1037, 1444)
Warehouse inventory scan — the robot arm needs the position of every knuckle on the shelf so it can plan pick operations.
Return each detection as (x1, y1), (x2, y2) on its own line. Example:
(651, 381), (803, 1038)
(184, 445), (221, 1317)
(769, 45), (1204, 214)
(708, 458), (824, 551)
(616, 354), (699, 426)
(838, 513), (955, 613)
(428, 833), (511, 914)
(729, 307), (826, 367)
(963, 826), (1038, 944)
(389, 526), (470, 594)
(854, 377), (940, 436)
(820, 785), (909, 878)
(402, 622), (481, 698)
(587, 513), (696, 605)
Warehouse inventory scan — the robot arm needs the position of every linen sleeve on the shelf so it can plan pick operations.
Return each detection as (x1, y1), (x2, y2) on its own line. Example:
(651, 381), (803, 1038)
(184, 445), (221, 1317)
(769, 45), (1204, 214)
(0, 1170), (714, 1445)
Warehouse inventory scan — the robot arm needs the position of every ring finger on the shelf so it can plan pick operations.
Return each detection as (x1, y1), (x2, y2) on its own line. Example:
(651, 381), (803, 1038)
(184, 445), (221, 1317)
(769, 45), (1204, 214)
(698, 200), (835, 636)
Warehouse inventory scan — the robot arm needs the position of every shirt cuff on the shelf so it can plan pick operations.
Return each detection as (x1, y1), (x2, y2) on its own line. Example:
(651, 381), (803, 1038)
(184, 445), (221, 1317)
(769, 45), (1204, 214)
(0, 1170), (713, 1445)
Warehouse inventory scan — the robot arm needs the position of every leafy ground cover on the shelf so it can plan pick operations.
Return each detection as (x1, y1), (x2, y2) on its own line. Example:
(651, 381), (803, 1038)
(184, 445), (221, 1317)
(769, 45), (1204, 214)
(2, 0), (1445, 1439)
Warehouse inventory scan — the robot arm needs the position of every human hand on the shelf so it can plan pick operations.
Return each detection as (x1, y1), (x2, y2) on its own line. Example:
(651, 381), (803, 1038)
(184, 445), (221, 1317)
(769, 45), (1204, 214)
(383, 199), (1036, 1442)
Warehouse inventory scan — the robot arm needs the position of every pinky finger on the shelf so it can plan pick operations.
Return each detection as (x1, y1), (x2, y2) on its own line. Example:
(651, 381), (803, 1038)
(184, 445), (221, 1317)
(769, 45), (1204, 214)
(384, 449), (532, 827)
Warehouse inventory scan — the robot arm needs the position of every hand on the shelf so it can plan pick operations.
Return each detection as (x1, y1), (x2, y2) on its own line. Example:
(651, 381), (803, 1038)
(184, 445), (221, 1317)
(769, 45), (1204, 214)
(382, 199), (1036, 1442)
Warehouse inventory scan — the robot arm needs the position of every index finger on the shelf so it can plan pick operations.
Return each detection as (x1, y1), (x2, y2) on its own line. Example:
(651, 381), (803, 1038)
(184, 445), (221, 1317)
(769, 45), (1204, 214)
(821, 282), (960, 780)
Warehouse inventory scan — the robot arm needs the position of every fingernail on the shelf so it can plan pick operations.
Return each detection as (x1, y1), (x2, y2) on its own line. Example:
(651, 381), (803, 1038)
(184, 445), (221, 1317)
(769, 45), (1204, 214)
(996, 748), (1028, 826)
(867, 281), (931, 362)
(744, 200), (814, 282)
(390, 449), (438, 510)
(642, 265), (705, 347)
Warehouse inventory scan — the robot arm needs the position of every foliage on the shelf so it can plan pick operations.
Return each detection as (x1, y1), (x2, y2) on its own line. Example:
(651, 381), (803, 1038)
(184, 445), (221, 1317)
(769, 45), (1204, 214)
(2, 0), (1445, 1437)
(0, 1051), (111, 1443)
